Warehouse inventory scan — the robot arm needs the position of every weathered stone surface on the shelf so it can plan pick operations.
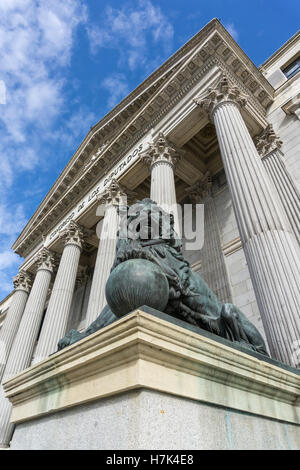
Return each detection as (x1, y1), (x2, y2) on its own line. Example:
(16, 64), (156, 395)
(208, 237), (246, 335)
(10, 389), (300, 450)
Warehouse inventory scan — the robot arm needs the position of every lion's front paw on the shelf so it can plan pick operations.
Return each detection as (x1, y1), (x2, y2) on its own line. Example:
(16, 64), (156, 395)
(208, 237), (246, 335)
(57, 329), (80, 351)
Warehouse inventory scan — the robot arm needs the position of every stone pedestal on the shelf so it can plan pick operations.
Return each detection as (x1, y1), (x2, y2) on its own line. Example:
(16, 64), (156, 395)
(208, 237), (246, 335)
(3, 308), (300, 450)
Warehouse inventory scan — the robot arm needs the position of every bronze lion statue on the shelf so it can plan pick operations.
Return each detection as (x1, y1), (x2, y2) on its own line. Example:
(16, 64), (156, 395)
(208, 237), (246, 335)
(58, 198), (268, 356)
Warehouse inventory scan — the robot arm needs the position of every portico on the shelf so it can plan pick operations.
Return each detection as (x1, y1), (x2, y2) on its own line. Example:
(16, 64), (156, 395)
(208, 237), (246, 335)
(1, 19), (300, 449)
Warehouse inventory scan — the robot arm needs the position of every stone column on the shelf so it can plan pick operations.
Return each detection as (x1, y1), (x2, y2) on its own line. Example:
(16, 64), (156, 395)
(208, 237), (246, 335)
(140, 133), (182, 236)
(195, 75), (300, 367)
(0, 271), (32, 382)
(0, 248), (56, 447)
(33, 222), (85, 362)
(186, 174), (232, 304)
(85, 179), (131, 326)
(255, 124), (300, 245)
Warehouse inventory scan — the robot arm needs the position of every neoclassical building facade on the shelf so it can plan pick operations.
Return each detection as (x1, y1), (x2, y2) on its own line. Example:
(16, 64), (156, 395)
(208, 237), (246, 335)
(0, 19), (300, 448)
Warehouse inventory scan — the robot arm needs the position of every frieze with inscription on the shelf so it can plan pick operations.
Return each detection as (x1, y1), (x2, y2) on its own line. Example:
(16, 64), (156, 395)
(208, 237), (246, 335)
(47, 140), (147, 243)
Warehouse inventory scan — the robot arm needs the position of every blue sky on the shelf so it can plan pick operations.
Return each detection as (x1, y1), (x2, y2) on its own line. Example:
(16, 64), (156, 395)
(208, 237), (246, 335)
(0, 0), (299, 300)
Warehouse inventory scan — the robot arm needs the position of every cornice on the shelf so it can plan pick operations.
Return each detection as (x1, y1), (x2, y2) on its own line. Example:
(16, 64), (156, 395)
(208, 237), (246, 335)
(13, 19), (274, 258)
(260, 30), (300, 71)
(4, 309), (300, 426)
(0, 290), (14, 312)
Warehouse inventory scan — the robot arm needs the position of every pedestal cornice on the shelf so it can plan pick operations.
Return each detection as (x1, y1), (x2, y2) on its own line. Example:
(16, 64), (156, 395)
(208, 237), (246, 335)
(3, 309), (300, 426)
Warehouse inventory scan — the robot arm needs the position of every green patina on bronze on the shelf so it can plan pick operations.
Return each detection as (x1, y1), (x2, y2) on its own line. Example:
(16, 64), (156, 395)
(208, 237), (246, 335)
(58, 198), (268, 357)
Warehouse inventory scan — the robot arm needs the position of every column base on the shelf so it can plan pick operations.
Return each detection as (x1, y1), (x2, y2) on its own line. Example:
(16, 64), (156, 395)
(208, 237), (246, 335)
(3, 308), (300, 450)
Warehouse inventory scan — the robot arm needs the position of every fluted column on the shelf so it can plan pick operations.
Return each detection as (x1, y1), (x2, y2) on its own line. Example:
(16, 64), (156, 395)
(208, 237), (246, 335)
(186, 174), (232, 304)
(140, 132), (182, 236)
(255, 124), (300, 245)
(0, 248), (56, 447)
(33, 222), (85, 362)
(0, 271), (32, 382)
(195, 75), (300, 367)
(85, 180), (131, 325)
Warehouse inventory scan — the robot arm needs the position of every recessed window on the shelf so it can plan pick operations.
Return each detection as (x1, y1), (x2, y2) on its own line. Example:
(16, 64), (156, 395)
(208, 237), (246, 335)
(282, 56), (300, 79)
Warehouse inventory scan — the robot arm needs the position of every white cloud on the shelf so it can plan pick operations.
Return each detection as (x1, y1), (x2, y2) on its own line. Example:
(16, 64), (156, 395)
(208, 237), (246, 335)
(0, 204), (28, 237)
(0, 0), (87, 189)
(225, 23), (239, 41)
(101, 74), (130, 108)
(87, 0), (174, 72)
(0, 2), (90, 299)
(0, 251), (20, 270)
(0, 204), (28, 295)
(0, 81), (6, 104)
(53, 106), (97, 149)
(0, 271), (14, 294)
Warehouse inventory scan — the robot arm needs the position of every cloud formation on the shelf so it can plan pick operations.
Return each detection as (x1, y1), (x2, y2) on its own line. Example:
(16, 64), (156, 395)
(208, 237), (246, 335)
(225, 23), (239, 41)
(101, 74), (130, 108)
(87, 0), (174, 108)
(0, 0), (87, 186)
(88, 0), (174, 69)
(0, 0), (87, 297)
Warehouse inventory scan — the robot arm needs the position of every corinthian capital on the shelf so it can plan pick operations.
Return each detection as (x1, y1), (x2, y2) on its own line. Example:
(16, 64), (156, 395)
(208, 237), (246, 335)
(254, 124), (283, 157)
(139, 132), (182, 170)
(13, 270), (32, 293)
(75, 266), (91, 289)
(185, 172), (212, 203)
(98, 179), (135, 206)
(35, 247), (57, 273)
(194, 75), (248, 119)
(60, 221), (85, 249)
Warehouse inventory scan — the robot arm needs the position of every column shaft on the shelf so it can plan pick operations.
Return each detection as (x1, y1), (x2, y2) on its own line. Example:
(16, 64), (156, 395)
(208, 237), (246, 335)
(140, 133), (182, 236)
(34, 243), (81, 362)
(202, 196), (232, 304)
(0, 263), (53, 447)
(0, 272), (31, 382)
(213, 101), (300, 366)
(85, 204), (119, 325)
(150, 161), (180, 235)
(262, 150), (300, 244)
(0, 291), (28, 382)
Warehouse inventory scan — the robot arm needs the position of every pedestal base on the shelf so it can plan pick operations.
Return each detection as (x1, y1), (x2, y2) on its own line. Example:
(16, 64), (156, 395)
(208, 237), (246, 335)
(9, 388), (300, 450)
(3, 308), (300, 450)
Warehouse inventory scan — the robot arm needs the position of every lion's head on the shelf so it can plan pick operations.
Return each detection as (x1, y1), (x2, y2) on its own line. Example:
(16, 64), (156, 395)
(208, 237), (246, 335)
(118, 198), (180, 244)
